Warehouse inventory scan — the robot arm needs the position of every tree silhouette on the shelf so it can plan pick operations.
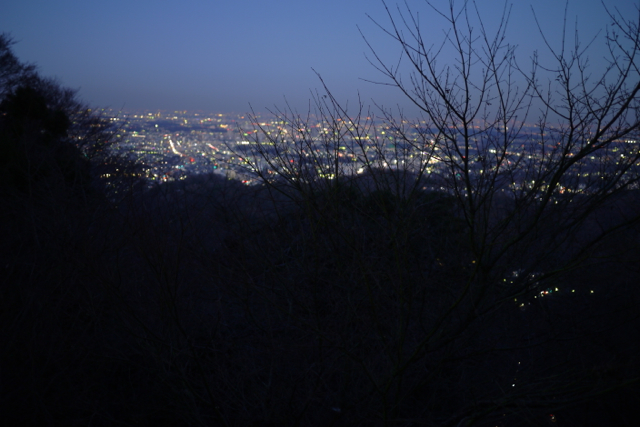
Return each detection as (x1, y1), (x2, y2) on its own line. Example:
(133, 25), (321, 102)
(0, 35), (124, 195)
(0, 33), (37, 97)
(233, 1), (640, 424)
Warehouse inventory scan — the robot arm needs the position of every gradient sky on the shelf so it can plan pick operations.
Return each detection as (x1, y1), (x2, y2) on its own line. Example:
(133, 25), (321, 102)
(1, 0), (636, 115)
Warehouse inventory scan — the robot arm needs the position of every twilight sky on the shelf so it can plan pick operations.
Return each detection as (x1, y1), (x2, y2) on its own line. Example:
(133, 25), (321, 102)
(1, 0), (636, 115)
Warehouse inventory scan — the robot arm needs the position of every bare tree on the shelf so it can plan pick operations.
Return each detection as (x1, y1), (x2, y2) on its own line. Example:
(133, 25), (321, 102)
(231, 0), (640, 425)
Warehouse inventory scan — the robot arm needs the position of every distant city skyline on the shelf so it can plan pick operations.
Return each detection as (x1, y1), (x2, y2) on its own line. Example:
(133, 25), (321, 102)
(2, 0), (636, 116)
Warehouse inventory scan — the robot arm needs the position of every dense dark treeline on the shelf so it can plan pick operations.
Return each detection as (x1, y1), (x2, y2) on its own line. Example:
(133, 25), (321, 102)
(2, 13), (640, 426)
(3, 168), (640, 426)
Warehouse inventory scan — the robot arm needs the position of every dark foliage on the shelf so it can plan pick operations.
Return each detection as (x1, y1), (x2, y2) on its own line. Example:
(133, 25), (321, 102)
(2, 1), (640, 424)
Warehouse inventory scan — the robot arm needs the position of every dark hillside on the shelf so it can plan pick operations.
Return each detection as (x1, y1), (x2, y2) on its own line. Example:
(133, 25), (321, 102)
(2, 32), (640, 426)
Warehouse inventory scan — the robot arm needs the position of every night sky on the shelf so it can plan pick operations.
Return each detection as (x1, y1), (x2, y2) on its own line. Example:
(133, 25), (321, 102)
(1, 0), (636, 116)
